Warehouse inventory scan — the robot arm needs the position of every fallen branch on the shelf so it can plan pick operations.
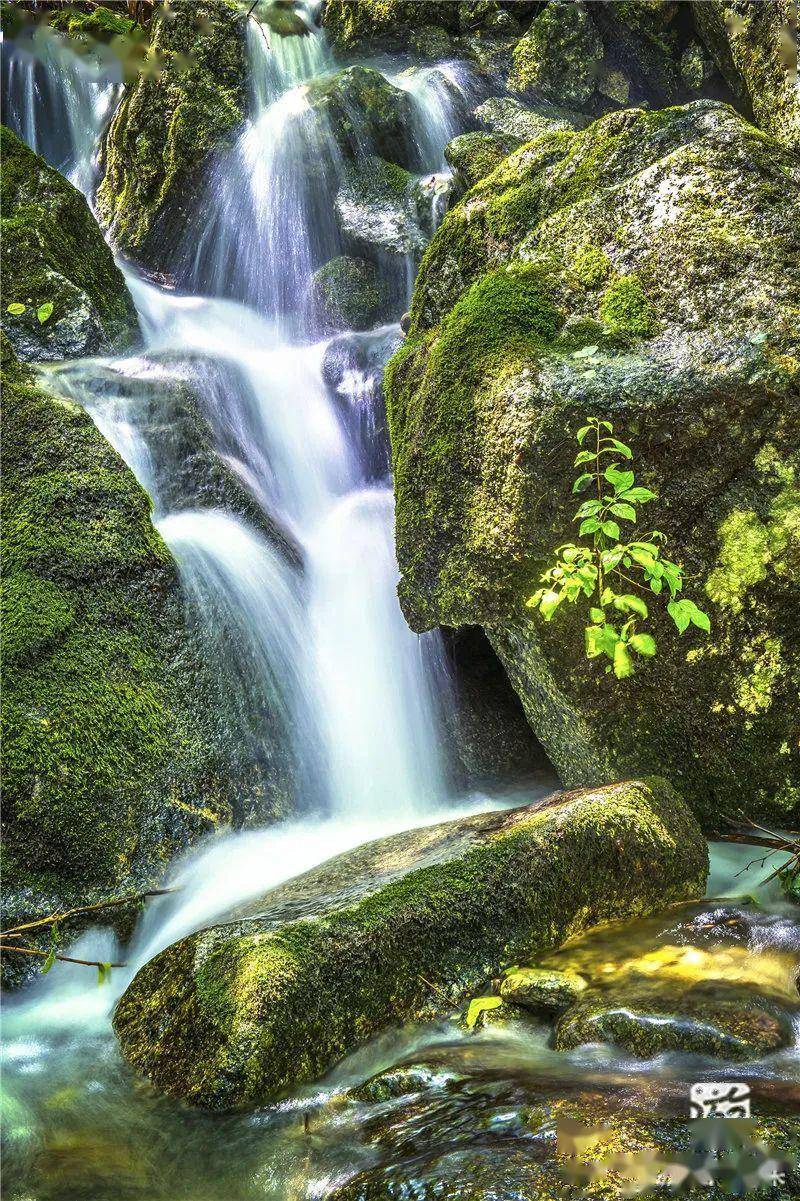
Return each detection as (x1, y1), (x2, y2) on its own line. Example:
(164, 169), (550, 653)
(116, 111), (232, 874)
(0, 944), (126, 970)
(0, 886), (176, 939)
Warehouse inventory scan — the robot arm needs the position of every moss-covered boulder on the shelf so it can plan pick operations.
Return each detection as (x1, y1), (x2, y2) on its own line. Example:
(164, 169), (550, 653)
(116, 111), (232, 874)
(96, 0), (246, 266)
(322, 0), (460, 52)
(310, 255), (390, 331)
(1, 125), (138, 362)
(0, 341), (241, 937)
(306, 66), (416, 167)
(385, 100), (800, 830)
(445, 130), (521, 189)
(693, 0), (800, 151)
(113, 777), (706, 1108)
(474, 94), (589, 141)
(499, 965), (587, 1013)
(508, 0), (603, 107)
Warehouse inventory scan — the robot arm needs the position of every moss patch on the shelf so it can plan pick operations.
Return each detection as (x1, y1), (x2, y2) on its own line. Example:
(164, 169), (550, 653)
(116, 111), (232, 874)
(598, 273), (655, 336)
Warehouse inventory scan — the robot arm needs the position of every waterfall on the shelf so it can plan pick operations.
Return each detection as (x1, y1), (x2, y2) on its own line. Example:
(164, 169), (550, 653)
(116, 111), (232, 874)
(1, 23), (121, 197)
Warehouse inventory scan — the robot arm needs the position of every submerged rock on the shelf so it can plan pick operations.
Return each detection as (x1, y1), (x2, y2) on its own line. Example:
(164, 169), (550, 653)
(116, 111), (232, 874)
(96, 0), (247, 266)
(385, 100), (800, 829)
(310, 255), (390, 332)
(693, 0), (800, 151)
(1, 126), (138, 361)
(113, 777), (707, 1109)
(554, 986), (794, 1059)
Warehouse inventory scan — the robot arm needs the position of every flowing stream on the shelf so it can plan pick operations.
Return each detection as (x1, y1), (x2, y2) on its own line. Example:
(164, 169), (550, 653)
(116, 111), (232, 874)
(3, 15), (799, 1201)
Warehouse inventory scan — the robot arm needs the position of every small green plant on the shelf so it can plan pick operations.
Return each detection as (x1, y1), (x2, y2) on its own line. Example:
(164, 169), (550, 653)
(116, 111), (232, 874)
(6, 300), (54, 323)
(528, 416), (710, 679)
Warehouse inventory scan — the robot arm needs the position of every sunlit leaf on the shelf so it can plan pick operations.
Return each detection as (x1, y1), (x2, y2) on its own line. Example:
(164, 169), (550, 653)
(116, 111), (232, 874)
(465, 995), (502, 1029)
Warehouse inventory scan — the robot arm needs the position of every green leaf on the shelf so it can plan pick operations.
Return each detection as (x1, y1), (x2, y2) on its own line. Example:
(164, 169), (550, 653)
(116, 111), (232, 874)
(685, 600), (711, 632)
(41, 946), (57, 974)
(613, 640), (634, 679)
(600, 520), (620, 540)
(572, 346), (599, 360)
(576, 424), (593, 444)
(604, 466), (635, 493)
(629, 632), (656, 656)
(590, 607), (605, 623)
(539, 589), (563, 620)
(609, 438), (633, 459)
(579, 517), (601, 536)
(613, 594), (648, 618)
(668, 599), (691, 634)
(574, 499), (602, 519)
(601, 545), (625, 570)
(574, 450), (596, 466)
(649, 577), (663, 595)
(572, 472), (594, 493)
(620, 486), (657, 504)
(97, 962), (112, 986)
(609, 502), (636, 522)
(37, 302), (54, 324)
(6, 302), (26, 316)
(465, 995), (502, 1029)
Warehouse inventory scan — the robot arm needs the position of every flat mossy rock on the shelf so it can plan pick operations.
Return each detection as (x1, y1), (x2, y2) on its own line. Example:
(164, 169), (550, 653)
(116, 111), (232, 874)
(113, 777), (707, 1109)
(310, 255), (390, 331)
(555, 985), (795, 1059)
(385, 100), (800, 830)
(0, 341), (238, 935)
(445, 131), (522, 189)
(693, 0), (800, 151)
(1, 126), (138, 362)
(96, 0), (246, 266)
(500, 965), (587, 1013)
(474, 94), (589, 140)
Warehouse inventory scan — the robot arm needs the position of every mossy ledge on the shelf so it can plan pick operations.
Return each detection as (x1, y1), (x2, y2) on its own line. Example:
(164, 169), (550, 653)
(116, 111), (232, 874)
(114, 777), (707, 1109)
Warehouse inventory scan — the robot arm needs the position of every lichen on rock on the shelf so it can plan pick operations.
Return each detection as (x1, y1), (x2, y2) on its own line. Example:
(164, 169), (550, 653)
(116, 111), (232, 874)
(310, 254), (390, 331)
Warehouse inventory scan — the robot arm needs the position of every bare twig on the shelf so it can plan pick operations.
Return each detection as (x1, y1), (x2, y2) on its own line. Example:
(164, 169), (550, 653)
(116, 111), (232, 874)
(418, 973), (449, 1002)
(0, 944), (126, 970)
(0, 886), (176, 939)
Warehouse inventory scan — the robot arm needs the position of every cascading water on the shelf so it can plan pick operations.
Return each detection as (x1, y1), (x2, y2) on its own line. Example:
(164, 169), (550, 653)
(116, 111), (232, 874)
(8, 13), (796, 1201)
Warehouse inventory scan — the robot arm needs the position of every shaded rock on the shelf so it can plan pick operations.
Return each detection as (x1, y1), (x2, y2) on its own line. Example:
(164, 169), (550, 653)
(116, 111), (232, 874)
(474, 94), (589, 140)
(445, 130), (521, 188)
(310, 255), (390, 332)
(555, 986), (794, 1059)
(693, 0), (800, 151)
(500, 966), (587, 1014)
(322, 0), (460, 53)
(1, 126), (138, 362)
(334, 156), (426, 261)
(113, 777), (707, 1109)
(321, 325), (401, 481)
(385, 100), (800, 830)
(588, 0), (683, 108)
(97, 0), (247, 266)
(306, 66), (415, 167)
(508, 0), (603, 107)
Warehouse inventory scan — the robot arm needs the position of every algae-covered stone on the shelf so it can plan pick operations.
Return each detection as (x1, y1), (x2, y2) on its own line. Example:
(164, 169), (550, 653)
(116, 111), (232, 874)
(1, 126), (138, 362)
(0, 341), (238, 919)
(588, 0), (682, 107)
(310, 255), (390, 331)
(508, 1), (603, 107)
(555, 987), (794, 1059)
(474, 94), (589, 141)
(693, 0), (800, 151)
(445, 130), (521, 189)
(385, 100), (800, 830)
(113, 777), (707, 1108)
(334, 156), (426, 261)
(500, 966), (587, 1014)
(96, 0), (246, 266)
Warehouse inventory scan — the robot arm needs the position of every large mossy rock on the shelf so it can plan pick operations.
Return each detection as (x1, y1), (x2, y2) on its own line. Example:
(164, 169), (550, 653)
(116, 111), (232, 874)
(322, 0), (460, 52)
(508, 0), (604, 107)
(385, 101), (800, 830)
(113, 777), (707, 1108)
(1, 126), (138, 361)
(334, 156), (426, 262)
(306, 67), (415, 167)
(0, 341), (237, 922)
(96, 0), (246, 266)
(310, 255), (390, 331)
(693, 0), (800, 151)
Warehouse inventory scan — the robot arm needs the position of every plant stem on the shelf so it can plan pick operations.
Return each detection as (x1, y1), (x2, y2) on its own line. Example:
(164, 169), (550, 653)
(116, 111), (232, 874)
(0, 887), (175, 939)
(0, 944), (126, 970)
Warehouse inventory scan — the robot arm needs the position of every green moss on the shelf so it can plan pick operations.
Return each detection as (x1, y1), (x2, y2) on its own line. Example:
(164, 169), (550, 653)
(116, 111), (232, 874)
(311, 256), (388, 331)
(598, 273), (654, 336)
(1, 341), (231, 889)
(47, 4), (137, 41)
(322, 0), (459, 51)
(1, 126), (138, 357)
(508, 1), (602, 107)
(96, 0), (246, 263)
(444, 132), (521, 189)
(114, 778), (707, 1108)
(572, 244), (611, 288)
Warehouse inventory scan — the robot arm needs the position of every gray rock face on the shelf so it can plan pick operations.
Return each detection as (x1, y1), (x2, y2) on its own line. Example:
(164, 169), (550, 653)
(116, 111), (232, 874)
(113, 778), (706, 1109)
(474, 94), (589, 140)
(335, 157), (427, 260)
